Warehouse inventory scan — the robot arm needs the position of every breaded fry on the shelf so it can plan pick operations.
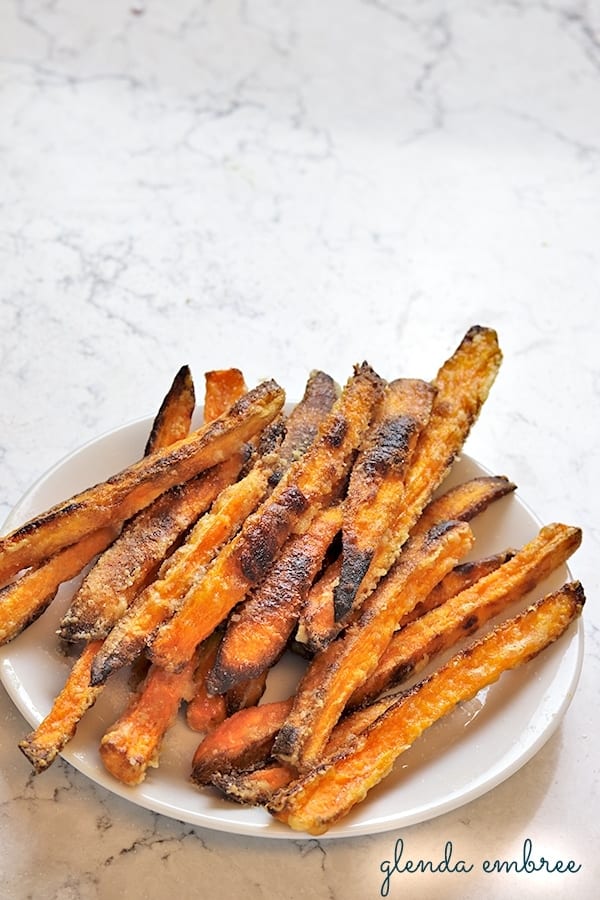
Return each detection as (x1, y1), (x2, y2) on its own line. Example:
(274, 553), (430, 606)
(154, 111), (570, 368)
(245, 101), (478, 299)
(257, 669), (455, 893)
(204, 369), (247, 423)
(89, 453), (265, 685)
(0, 379), (285, 586)
(207, 504), (343, 694)
(0, 527), (116, 646)
(18, 640), (105, 772)
(191, 698), (294, 785)
(276, 370), (339, 475)
(145, 365), (196, 455)
(211, 763), (296, 806)
(99, 654), (198, 786)
(269, 582), (585, 834)
(225, 671), (269, 715)
(295, 556), (342, 654)
(334, 378), (435, 621)
(273, 519), (475, 772)
(148, 363), (385, 673)
(348, 521), (581, 708)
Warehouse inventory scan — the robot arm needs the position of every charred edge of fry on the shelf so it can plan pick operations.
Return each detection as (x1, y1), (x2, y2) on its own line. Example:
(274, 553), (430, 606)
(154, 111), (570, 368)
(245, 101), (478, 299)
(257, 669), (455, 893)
(0, 379), (285, 585)
(225, 671), (269, 715)
(268, 582), (585, 833)
(415, 475), (517, 536)
(237, 486), (310, 585)
(145, 365), (196, 456)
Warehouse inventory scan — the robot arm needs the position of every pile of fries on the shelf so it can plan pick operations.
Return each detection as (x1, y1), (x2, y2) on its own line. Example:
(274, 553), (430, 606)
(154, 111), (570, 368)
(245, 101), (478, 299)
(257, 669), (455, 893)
(0, 326), (585, 835)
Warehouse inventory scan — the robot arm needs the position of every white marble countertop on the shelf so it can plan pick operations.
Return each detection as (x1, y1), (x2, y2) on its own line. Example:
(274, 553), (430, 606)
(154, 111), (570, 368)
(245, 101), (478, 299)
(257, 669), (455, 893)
(1, 1), (599, 897)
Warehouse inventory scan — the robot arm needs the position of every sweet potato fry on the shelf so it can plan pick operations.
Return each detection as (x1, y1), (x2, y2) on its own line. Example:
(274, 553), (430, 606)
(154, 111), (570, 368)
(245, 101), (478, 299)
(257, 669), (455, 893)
(0, 527), (116, 646)
(276, 370), (339, 475)
(0, 379), (285, 585)
(207, 504), (343, 694)
(269, 582), (585, 834)
(99, 654), (198, 786)
(334, 378), (435, 621)
(145, 365), (196, 455)
(397, 549), (515, 629)
(294, 475), (515, 654)
(273, 519), (475, 772)
(185, 631), (228, 733)
(204, 369), (247, 423)
(89, 453), (266, 685)
(18, 640), (105, 772)
(148, 363), (385, 673)
(191, 698), (294, 785)
(348, 522), (582, 708)
(211, 763), (296, 806)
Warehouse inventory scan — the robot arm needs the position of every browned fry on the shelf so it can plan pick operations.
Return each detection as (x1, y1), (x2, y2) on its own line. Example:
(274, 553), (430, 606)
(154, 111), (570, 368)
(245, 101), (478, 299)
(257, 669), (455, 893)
(99, 654), (198, 786)
(148, 363), (385, 674)
(145, 365), (196, 455)
(348, 522), (582, 709)
(367, 325), (503, 582)
(191, 698), (294, 785)
(276, 370), (339, 475)
(0, 528), (116, 646)
(0, 379), (285, 587)
(204, 369), (247, 423)
(18, 640), (104, 772)
(185, 631), (228, 733)
(334, 378), (435, 622)
(273, 519), (475, 772)
(269, 582), (585, 835)
(207, 504), (343, 694)
(89, 453), (266, 686)
(295, 475), (515, 654)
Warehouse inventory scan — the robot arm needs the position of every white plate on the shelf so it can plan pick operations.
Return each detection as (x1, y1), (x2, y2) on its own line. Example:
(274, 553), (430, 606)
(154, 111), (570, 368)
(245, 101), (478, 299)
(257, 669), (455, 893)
(0, 416), (584, 839)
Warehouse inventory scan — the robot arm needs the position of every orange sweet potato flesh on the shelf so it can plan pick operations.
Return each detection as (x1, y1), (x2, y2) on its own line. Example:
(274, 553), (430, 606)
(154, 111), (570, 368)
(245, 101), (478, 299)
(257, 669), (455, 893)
(207, 504), (343, 693)
(18, 640), (105, 772)
(0, 379), (285, 585)
(273, 519), (475, 772)
(148, 363), (385, 673)
(185, 631), (228, 733)
(348, 521), (582, 708)
(204, 369), (247, 423)
(269, 582), (585, 835)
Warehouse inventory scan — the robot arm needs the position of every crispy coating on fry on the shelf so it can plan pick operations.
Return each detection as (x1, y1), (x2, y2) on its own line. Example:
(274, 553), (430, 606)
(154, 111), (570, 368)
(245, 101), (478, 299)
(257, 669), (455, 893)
(185, 631), (228, 733)
(348, 522), (581, 708)
(275, 370), (339, 476)
(145, 365), (196, 455)
(225, 671), (269, 715)
(204, 369), (247, 423)
(269, 582), (585, 834)
(18, 640), (105, 772)
(148, 364), (385, 673)
(0, 528), (117, 646)
(334, 378), (435, 621)
(273, 520), (475, 772)
(207, 504), (343, 693)
(0, 379), (285, 586)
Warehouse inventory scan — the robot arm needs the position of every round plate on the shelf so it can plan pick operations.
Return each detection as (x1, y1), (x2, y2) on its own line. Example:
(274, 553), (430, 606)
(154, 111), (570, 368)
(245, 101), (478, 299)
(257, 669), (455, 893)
(0, 416), (584, 839)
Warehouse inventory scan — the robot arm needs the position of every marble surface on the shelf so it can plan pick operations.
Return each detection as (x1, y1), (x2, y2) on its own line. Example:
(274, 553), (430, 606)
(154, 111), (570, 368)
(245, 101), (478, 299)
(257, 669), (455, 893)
(1, 0), (599, 897)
